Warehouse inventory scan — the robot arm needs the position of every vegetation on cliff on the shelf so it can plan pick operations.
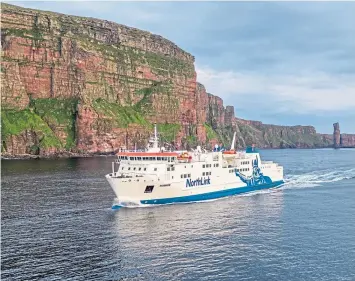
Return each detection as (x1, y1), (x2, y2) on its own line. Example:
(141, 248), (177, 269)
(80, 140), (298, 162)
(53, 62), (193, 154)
(204, 123), (218, 141)
(0, 3), (344, 157)
(157, 123), (181, 143)
(92, 98), (149, 128)
(31, 98), (78, 149)
(1, 108), (62, 152)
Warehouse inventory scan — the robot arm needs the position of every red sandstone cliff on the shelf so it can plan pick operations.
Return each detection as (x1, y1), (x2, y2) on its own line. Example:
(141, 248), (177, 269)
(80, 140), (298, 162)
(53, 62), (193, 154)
(1, 3), (354, 157)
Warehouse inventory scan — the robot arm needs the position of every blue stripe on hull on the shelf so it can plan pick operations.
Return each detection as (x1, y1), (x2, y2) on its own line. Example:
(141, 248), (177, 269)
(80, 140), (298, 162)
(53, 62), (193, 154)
(140, 180), (284, 205)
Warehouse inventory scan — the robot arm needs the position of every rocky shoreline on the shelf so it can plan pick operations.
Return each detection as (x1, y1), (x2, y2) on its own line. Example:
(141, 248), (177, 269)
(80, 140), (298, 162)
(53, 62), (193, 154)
(3, 146), (355, 160)
(0, 152), (116, 160)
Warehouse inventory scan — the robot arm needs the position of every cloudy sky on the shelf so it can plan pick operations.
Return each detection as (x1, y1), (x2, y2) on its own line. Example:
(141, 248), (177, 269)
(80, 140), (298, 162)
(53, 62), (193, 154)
(9, 1), (355, 133)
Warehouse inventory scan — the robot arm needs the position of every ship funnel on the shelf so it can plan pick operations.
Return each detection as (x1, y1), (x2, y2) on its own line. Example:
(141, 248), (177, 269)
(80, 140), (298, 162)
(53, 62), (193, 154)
(230, 132), (236, 150)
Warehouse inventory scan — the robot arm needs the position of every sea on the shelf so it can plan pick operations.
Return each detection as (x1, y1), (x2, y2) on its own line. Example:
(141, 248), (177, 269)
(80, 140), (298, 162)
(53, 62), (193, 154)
(1, 149), (355, 281)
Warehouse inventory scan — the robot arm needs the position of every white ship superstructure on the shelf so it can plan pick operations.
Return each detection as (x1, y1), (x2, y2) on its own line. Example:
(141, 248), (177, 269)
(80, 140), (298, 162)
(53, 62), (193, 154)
(106, 126), (284, 208)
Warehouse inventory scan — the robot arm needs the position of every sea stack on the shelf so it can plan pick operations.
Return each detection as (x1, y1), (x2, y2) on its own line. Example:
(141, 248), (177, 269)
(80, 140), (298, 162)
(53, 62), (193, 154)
(333, 122), (341, 148)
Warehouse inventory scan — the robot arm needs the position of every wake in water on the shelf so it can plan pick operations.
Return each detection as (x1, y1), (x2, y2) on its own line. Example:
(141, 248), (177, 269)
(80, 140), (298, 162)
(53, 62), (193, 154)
(283, 167), (355, 189)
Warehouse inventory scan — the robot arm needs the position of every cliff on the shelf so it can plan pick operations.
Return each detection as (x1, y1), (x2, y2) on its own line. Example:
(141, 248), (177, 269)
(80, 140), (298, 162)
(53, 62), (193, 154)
(1, 3), (354, 157)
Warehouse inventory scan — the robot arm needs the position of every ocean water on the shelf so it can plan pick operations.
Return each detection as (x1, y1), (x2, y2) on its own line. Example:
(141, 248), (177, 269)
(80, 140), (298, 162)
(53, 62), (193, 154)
(1, 149), (355, 281)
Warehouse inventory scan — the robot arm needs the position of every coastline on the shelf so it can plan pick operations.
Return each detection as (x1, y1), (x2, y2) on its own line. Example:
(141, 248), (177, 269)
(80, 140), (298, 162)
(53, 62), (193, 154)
(2, 146), (355, 160)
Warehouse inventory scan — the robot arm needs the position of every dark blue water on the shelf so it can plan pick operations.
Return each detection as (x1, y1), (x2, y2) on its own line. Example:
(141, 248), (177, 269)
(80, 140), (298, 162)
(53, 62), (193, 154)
(2, 149), (355, 281)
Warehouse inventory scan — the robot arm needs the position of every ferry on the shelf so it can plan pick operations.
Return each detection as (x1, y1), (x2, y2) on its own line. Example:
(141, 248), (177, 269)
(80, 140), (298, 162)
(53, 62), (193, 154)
(106, 125), (284, 208)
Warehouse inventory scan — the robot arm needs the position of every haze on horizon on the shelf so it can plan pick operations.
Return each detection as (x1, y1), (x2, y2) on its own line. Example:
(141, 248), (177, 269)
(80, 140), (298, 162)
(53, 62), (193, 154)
(7, 1), (355, 134)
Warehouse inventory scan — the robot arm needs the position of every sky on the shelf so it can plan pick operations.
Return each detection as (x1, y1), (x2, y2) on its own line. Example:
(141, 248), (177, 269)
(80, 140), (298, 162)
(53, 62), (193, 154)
(7, 1), (355, 133)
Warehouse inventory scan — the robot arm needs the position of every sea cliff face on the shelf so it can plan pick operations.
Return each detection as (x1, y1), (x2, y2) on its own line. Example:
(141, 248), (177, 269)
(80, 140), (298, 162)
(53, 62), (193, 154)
(1, 3), (354, 157)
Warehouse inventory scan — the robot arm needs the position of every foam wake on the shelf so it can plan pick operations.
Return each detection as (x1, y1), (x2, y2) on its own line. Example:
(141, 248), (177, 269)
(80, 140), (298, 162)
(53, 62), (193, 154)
(283, 167), (355, 188)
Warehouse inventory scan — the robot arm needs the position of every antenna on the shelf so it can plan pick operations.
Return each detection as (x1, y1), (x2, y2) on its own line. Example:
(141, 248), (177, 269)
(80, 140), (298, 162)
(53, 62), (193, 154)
(230, 132), (236, 150)
(154, 123), (157, 141)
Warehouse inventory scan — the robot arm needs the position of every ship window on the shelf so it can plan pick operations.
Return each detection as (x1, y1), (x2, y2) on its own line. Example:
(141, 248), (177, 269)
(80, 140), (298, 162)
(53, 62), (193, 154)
(167, 167), (170, 171)
(139, 167), (141, 171)
(181, 175), (183, 178)
(138, 157), (142, 161)
(130, 157), (134, 160)
(163, 157), (167, 161)
(203, 164), (205, 168)
(188, 174), (191, 178)
(172, 176), (174, 179)
(133, 167), (136, 170)
(203, 172), (205, 176)
(172, 167), (175, 171)
(154, 168), (157, 171)
(144, 185), (154, 193)
(144, 168), (147, 171)
(128, 167), (131, 170)
(157, 157), (161, 161)
(121, 167), (124, 170)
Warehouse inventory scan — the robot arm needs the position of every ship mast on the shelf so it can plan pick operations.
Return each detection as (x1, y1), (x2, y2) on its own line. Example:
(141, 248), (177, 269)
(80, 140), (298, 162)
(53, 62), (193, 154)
(146, 123), (161, 152)
(230, 132), (236, 150)
(153, 123), (158, 149)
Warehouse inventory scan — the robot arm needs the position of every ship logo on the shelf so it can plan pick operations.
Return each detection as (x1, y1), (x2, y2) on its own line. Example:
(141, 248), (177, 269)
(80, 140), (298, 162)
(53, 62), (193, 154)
(186, 177), (211, 188)
(235, 158), (272, 186)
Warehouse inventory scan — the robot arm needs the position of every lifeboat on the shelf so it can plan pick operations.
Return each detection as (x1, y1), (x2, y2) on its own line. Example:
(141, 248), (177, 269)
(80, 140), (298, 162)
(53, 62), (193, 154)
(222, 150), (236, 155)
(177, 152), (192, 162)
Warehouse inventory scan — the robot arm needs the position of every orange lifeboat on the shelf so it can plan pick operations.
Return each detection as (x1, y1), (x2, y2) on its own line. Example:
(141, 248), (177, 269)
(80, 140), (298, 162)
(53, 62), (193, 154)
(222, 150), (236, 155)
(177, 152), (191, 161)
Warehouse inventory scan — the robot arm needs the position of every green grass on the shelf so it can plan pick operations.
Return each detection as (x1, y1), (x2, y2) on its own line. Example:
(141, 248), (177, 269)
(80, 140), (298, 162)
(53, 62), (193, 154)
(92, 98), (150, 128)
(1, 108), (62, 149)
(32, 98), (78, 149)
(186, 135), (197, 146)
(3, 28), (43, 41)
(157, 123), (181, 142)
(204, 123), (218, 141)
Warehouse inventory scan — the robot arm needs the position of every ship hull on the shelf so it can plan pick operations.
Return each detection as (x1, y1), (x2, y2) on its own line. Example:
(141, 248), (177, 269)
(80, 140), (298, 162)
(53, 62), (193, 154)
(107, 174), (284, 208)
(139, 180), (284, 205)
